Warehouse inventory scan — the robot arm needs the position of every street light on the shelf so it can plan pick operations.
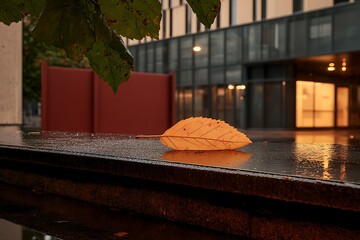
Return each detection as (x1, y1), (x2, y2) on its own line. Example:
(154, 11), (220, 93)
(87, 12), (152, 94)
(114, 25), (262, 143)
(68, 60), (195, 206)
(193, 46), (201, 52)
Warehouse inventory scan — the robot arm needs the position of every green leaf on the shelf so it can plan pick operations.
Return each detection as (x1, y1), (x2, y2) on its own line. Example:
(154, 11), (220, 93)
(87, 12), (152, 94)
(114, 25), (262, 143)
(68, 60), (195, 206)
(186, 0), (221, 29)
(98, 0), (161, 40)
(86, 39), (133, 93)
(32, 0), (94, 62)
(0, 0), (45, 25)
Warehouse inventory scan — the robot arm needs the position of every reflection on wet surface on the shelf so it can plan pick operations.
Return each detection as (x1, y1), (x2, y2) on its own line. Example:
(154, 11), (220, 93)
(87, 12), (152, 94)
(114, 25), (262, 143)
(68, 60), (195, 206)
(1, 127), (360, 183)
(0, 218), (61, 240)
(162, 150), (252, 168)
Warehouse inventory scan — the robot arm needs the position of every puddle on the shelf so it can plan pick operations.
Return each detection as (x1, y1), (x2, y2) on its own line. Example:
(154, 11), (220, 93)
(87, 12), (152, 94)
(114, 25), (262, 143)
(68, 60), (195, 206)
(0, 218), (61, 240)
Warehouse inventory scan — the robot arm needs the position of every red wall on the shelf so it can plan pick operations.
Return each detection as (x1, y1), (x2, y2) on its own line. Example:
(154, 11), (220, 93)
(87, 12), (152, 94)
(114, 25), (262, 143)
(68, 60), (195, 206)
(41, 63), (175, 135)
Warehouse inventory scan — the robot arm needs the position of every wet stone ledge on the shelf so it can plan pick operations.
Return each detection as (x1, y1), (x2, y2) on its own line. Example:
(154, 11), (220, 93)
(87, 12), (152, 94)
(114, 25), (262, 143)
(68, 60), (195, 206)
(0, 129), (359, 239)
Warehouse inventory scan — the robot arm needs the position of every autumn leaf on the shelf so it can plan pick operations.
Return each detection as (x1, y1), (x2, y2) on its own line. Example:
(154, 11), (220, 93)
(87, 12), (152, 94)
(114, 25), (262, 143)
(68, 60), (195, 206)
(137, 117), (252, 150)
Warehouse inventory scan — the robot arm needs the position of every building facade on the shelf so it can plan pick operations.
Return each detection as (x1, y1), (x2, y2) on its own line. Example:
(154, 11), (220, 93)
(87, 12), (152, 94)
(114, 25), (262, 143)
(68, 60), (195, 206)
(127, 0), (360, 129)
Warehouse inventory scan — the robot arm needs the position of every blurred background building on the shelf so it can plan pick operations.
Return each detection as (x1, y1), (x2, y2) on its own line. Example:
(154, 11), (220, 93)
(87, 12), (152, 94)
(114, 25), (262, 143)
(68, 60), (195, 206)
(126, 0), (360, 129)
(0, 23), (22, 126)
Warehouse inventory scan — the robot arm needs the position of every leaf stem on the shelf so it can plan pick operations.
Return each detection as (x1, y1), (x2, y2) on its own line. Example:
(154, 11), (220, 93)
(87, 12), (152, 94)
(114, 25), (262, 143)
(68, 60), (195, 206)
(135, 135), (162, 138)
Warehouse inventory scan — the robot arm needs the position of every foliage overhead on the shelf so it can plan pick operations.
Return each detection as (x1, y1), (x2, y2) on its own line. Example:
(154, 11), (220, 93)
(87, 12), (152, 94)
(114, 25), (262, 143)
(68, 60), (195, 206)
(23, 16), (90, 101)
(1, 0), (221, 93)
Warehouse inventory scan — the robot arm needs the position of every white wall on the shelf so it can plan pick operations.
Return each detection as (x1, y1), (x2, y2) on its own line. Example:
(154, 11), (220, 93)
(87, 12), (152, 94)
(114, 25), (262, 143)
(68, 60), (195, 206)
(0, 22), (22, 125)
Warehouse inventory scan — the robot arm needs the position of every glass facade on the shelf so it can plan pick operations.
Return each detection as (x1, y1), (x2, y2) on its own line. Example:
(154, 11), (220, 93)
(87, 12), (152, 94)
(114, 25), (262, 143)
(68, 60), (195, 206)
(127, 3), (360, 129)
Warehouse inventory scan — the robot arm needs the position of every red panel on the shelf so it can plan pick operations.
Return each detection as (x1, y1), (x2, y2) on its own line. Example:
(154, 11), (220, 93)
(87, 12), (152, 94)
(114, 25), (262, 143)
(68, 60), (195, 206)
(42, 65), (93, 132)
(95, 72), (173, 135)
(41, 62), (48, 130)
(42, 63), (174, 134)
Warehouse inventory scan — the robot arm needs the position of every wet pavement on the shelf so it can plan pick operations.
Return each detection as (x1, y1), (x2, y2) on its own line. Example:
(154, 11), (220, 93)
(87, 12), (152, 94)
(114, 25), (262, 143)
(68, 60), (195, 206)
(0, 127), (359, 239)
(0, 127), (359, 183)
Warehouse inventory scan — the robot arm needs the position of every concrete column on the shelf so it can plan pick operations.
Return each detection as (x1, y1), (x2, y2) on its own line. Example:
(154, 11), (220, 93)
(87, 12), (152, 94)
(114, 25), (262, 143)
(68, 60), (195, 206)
(0, 22), (22, 125)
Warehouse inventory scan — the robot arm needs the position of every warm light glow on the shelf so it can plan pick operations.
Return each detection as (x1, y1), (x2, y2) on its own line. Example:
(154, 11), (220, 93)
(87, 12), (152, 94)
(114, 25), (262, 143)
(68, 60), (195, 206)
(228, 84), (235, 90)
(337, 87), (349, 127)
(236, 85), (246, 90)
(342, 58), (347, 66)
(327, 62), (335, 71)
(296, 81), (335, 128)
(341, 58), (347, 71)
(282, 81), (286, 86)
(193, 46), (201, 52)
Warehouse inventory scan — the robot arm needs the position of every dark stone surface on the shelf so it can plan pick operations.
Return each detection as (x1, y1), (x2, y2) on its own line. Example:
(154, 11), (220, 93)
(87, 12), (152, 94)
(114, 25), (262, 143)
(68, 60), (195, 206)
(1, 128), (360, 183)
(0, 182), (240, 240)
(0, 127), (360, 239)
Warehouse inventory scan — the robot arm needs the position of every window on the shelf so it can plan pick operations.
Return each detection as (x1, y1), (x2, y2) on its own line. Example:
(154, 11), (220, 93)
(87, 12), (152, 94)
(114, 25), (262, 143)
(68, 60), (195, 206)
(194, 87), (210, 117)
(310, 16), (332, 43)
(162, 10), (167, 38)
(334, 0), (350, 5)
(249, 83), (264, 128)
(196, 20), (201, 32)
(210, 31), (224, 66)
(155, 42), (165, 73)
(293, 0), (303, 13)
(186, 5), (192, 34)
(253, 0), (257, 21)
(230, 0), (237, 25)
(226, 28), (242, 64)
(261, 0), (267, 20)
(169, 9), (173, 37)
(146, 43), (154, 72)
(245, 25), (261, 61)
(296, 81), (335, 127)
(337, 87), (349, 127)
(138, 45), (146, 72)
(169, 39), (178, 71)
(309, 16), (332, 53)
(194, 68), (208, 86)
(177, 87), (193, 119)
(179, 37), (192, 69)
(194, 34), (208, 68)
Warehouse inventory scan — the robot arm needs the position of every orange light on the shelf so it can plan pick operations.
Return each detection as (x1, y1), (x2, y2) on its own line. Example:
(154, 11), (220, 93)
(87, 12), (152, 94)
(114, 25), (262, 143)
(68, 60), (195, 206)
(236, 85), (246, 90)
(228, 84), (235, 90)
(342, 67), (347, 71)
(327, 63), (335, 71)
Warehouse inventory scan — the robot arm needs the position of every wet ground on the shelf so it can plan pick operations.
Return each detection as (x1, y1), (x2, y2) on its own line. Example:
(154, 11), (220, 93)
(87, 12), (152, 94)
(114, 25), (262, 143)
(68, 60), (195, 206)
(0, 182), (239, 240)
(0, 127), (359, 184)
(0, 127), (360, 239)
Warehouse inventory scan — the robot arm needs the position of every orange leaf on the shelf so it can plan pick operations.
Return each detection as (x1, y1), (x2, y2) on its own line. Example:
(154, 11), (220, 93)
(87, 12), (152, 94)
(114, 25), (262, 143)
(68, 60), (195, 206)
(138, 117), (252, 150)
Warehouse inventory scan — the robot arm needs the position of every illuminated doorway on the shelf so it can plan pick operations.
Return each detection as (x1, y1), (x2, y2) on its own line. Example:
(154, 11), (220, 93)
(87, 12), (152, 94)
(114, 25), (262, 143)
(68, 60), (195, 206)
(336, 87), (349, 127)
(296, 81), (335, 127)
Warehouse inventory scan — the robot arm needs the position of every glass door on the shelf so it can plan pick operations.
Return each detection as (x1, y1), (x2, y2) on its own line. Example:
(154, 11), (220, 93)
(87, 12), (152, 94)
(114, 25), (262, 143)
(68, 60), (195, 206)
(296, 81), (335, 127)
(336, 87), (349, 127)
